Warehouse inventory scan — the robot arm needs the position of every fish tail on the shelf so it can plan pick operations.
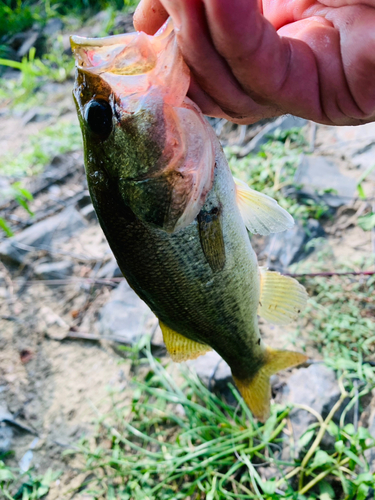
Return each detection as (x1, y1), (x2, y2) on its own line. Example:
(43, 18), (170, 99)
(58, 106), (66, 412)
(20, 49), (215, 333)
(232, 346), (307, 422)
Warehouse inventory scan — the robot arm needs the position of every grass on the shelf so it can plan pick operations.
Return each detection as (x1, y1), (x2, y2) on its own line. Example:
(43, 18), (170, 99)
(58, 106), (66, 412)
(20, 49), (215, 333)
(0, 121), (82, 178)
(55, 346), (374, 500)
(0, 462), (60, 500)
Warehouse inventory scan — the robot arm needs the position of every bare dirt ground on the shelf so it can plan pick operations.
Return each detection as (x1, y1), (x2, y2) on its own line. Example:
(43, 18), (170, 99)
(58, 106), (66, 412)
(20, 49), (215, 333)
(1, 25), (375, 497)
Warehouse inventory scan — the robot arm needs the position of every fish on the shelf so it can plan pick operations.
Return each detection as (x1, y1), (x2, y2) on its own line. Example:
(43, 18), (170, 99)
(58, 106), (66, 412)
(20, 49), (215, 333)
(70, 20), (308, 422)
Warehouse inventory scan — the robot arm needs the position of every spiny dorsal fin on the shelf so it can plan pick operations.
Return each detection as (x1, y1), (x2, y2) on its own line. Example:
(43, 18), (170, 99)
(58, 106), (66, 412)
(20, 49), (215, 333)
(159, 321), (211, 362)
(233, 346), (308, 421)
(258, 268), (308, 325)
(233, 177), (294, 235)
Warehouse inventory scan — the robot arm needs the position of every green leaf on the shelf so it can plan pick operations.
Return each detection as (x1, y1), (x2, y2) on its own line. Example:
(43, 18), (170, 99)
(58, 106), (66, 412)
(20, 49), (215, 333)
(358, 212), (375, 231)
(356, 483), (370, 500)
(357, 183), (366, 200)
(311, 450), (335, 469)
(343, 448), (365, 468)
(335, 440), (345, 454)
(298, 428), (315, 449)
(0, 467), (14, 482)
(319, 479), (335, 499)
(0, 217), (13, 237)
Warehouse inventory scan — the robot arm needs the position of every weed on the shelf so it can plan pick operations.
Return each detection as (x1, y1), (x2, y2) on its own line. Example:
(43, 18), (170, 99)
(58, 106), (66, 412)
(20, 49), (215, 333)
(0, 461), (60, 500)
(0, 43), (74, 106)
(65, 347), (375, 499)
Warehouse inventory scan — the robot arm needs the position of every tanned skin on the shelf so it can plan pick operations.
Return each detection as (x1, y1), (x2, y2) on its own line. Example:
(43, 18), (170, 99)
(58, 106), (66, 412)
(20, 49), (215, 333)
(134, 0), (375, 126)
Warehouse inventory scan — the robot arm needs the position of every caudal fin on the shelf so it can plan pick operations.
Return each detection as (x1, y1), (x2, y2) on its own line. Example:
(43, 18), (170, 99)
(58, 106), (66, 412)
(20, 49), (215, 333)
(232, 347), (307, 422)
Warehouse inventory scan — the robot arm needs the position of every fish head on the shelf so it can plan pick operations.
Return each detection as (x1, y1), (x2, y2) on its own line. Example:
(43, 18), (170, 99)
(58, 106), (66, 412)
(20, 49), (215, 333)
(71, 20), (214, 232)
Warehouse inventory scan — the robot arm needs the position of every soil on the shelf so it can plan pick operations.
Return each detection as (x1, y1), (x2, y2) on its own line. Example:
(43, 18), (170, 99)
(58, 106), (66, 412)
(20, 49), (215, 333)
(1, 14), (375, 499)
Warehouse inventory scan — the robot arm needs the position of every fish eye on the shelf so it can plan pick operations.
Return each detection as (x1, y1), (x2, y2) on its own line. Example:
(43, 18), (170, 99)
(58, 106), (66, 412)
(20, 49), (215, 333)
(85, 99), (113, 139)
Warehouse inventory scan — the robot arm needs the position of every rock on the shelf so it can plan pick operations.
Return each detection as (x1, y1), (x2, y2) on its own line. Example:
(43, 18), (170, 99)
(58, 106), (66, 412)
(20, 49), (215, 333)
(22, 107), (54, 125)
(188, 351), (232, 391)
(0, 424), (13, 454)
(43, 18), (64, 36)
(98, 280), (155, 345)
(365, 410), (375, 473)
(262, 219), (324, 272)
(34, 260), (74, 280)
(0, 403), (14, 454)
(80, 204), (97, 222)
(96, 259), (122, 279)
(17, 30), (40, 58)
(278, 364), (344, 454)
(239, 115), (307, 156)
(294, 155), (357, 208)
(352, 145), (375, 181)
(0, 206), (87, 264)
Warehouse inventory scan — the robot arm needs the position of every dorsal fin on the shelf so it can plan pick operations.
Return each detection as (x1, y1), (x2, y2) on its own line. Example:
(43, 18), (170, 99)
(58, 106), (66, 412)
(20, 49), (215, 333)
(233, 177), (294, 235)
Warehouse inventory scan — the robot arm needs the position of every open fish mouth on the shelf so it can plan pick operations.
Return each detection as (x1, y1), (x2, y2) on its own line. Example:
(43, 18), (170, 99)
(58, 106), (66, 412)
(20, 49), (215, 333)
(70, 19), (174, 76)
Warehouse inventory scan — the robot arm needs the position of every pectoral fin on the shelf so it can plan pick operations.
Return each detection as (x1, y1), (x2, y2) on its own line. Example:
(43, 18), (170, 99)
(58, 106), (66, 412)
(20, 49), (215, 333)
(234, 177), (294, 235)
(159, 321), (211, 362)
(197, 206), (226, 272)
(233, 346), (308, 421)
(258, 268), (308, 325)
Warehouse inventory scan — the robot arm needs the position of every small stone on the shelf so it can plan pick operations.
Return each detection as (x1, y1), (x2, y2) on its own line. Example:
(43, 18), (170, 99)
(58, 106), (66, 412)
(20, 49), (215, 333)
(0, 206), (87, 264)
(188, 351), (232, 391)
(262, 219), (324, 272)
(22, 107), (53, 125)
(43, 18), (64, 36)
(294, 155), (357, 208)
(34, 260), (74, 280)
(98, 280), (155, 345)
(80, 204), (97, 222)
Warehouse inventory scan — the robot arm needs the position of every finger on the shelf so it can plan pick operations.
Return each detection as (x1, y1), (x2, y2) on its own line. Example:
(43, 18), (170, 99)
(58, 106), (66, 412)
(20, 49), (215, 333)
(203, 0), (326, 119)
(133, 0), (168, 34)
(279, 17), (367, 124)
(326, 5), (375, 119)
(188, 76), (282, 123)
(161, 0), (279, 122)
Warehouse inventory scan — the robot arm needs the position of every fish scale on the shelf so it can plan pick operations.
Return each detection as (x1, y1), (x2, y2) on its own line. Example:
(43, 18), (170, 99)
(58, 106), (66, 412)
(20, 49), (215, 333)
(91, 139), (262, 381)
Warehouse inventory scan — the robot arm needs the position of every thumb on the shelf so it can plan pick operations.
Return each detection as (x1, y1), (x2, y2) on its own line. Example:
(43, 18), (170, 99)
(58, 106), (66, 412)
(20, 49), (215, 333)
(133, 0), (169, 34)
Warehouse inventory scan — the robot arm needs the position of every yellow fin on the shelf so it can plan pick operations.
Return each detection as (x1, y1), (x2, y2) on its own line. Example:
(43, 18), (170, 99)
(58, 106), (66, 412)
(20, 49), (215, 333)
(234, 177), (294, 235)
(159, 321), (211, 362)
(258, 268), (308, 325)
(233, 346), (308, 421)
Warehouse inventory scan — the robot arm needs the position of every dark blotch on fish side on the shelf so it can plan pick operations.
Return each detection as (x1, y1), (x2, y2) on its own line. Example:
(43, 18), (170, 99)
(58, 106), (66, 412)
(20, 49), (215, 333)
(198, 205), (226, 272)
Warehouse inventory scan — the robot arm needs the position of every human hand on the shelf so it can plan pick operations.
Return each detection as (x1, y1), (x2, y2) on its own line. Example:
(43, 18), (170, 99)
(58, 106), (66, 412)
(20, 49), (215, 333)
(133, 0), (375, 125)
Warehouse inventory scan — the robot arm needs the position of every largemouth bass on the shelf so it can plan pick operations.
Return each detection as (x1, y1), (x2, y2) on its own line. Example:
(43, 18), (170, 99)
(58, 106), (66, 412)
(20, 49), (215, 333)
(71, 21), (308, 421)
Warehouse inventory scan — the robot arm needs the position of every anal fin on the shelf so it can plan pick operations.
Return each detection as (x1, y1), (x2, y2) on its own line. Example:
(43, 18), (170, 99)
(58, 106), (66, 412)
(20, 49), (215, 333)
(234, 177), (294, 235)
(258, 268), (308, 325)
(233, 346), (308, 422)
(159, 321), (211, 362)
